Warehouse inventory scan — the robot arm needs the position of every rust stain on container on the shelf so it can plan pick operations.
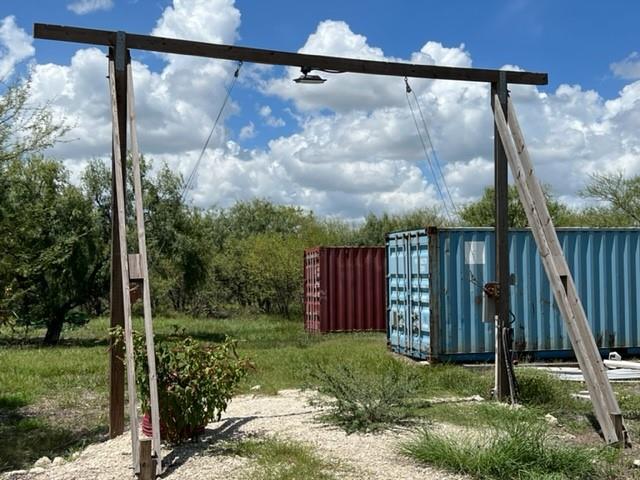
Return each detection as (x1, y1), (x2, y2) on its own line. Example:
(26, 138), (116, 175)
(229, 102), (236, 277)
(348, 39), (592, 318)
(304, 247), (386, 333)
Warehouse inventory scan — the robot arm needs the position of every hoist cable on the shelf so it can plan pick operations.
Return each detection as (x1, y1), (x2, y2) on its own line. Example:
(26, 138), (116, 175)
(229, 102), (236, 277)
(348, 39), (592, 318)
(404, 78), (452, 220)
(181, 61), (243, 202)
(410, 87), (459, 216)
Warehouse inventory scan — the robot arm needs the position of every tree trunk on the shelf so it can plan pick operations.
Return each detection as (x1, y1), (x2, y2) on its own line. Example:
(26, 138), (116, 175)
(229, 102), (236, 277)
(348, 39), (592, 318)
(43, 313), (65, 345)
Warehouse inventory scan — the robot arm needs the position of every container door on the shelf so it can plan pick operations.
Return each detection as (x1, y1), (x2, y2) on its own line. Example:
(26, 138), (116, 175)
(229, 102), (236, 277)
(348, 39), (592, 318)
(408, 231), (430, 358)
(304, 250), (321, 332)
(387, 233), (408, 353)
(387, 230), (430, 359)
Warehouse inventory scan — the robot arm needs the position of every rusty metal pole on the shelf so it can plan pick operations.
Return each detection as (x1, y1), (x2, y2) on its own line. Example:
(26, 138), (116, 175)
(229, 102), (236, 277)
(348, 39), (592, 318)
(493, 72), (511, 401)
(108, 32), (128, 438)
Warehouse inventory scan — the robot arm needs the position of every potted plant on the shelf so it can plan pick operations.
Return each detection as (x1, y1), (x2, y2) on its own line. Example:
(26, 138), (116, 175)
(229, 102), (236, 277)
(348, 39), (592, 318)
(114, 328), (250, 443)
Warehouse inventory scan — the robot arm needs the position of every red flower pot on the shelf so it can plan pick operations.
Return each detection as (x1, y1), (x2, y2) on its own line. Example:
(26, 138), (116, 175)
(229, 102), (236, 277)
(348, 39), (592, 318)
(141, 412), (161, 437)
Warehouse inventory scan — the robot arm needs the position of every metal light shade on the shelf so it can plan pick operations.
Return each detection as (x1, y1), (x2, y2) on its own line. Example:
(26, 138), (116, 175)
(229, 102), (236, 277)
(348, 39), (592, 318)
(294, 73), (326, 84)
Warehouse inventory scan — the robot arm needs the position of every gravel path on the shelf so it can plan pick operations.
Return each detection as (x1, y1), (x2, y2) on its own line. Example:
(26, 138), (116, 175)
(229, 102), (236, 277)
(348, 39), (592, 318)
(3, 390), (466, 480)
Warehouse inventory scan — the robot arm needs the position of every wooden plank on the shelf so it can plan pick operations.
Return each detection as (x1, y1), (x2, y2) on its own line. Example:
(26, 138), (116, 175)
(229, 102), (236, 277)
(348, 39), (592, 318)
(138, 437), (155, 480)
(127, 59), (163, 475)
(493, 101), (610, 436)
(128, 253), (143, 280)
(506, 100), (625, 427)
(109, 57), (140, 469)
(32, 23), (548, 85)
(492, 95), (624, 445)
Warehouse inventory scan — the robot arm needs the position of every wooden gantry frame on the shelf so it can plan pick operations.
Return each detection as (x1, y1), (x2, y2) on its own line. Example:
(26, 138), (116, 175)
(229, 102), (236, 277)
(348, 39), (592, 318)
(33, 21), (627, 475)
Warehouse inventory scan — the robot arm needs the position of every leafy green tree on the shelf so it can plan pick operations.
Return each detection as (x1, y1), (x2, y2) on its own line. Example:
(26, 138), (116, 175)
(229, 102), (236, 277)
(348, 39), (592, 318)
(0, 157), (102, 344)
(241, 233), (305, 317)
(0, 77), (69, 163)
(581, 172), (640, 225)
(80, 159), (112, 315)
(144, 166), (217, 312)
(80, 157), (218, 314)
(459, 185), (573, 228)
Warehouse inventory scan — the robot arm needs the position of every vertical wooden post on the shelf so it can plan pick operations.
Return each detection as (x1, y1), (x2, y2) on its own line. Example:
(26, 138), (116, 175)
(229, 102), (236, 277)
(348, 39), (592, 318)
(493, 71), (511, 401)
(108, 32), (128, 438)
(138, 437), (155, 480)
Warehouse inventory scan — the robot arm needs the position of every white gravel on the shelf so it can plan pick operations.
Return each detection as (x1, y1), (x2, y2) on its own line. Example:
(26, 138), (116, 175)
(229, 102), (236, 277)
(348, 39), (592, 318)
(2, 390), (467, 480)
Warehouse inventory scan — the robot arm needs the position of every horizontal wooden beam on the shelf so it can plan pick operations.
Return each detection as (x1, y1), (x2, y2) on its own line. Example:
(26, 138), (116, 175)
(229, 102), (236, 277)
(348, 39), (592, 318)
(33, 23), (548, 85)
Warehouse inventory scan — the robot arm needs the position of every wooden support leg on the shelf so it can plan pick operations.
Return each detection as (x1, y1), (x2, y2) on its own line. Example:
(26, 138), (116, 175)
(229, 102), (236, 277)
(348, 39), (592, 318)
(127, 58), (164, 475)
(138, 437), (156, 480)
(493, 93), (628, 446)
(109, 45), (140, 470)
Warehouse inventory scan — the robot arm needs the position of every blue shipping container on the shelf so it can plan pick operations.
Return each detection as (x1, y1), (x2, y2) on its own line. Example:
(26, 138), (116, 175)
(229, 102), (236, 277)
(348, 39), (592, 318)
(386, 227), (640, 362)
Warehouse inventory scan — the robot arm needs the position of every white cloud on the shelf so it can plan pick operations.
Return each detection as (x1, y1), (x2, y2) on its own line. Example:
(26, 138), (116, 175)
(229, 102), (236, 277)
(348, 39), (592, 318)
(29, 0), (242, 165)
(610, 52), (640, 80)
(258, 104), (285, 127)
(239, 121), (256, 140)
(67, 0), (114, 15)
(12, 5), (640, 220)
(0, 16), (34, 79)
(259, 105), (272, 117)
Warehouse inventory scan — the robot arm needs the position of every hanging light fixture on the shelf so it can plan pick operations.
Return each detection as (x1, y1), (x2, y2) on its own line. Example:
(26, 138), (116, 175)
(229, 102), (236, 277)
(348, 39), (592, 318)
(294, 67), (326, 84)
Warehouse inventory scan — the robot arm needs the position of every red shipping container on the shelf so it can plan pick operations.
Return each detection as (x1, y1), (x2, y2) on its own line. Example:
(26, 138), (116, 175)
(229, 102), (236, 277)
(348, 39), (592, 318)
(304, 247), (386, 333)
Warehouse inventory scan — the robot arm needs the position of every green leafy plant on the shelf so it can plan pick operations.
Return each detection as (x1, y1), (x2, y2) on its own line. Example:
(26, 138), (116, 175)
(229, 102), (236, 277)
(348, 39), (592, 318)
(308, 359), (421, 433)
(114, 327), (251, 442)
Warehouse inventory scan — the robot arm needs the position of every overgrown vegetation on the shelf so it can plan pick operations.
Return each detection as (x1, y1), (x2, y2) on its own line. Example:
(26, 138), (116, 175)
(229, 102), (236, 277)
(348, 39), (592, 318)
(404, 419), (620, 480)
(308, 359), (422, 433)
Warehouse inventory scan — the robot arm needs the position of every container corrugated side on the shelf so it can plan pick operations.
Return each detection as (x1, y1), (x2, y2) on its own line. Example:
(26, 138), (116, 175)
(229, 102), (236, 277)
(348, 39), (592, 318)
(386, 228), (640, 362)
(304, 247), (385, 333)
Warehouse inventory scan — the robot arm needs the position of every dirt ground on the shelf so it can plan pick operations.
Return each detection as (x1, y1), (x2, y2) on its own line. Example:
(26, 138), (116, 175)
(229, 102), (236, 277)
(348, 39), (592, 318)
(1, 390), (466, 480)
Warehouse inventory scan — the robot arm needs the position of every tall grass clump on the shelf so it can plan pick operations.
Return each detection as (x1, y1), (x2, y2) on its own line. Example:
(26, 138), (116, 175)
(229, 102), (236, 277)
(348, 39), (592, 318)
(404, 420), (619, 480)
(309, 359), (421, 433)
(516, 369), (576, 411)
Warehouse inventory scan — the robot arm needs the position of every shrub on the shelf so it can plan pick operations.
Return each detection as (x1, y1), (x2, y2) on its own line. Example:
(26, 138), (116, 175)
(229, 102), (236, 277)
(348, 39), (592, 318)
(115, 328), (251, 442)
(404, 420), (619, 479)
(308, 359), (420, 433)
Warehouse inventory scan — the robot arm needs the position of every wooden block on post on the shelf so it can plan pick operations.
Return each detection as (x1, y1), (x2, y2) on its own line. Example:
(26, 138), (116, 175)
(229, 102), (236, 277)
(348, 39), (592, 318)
(138, 437), (156, 480)
(128, 253), (144, 280)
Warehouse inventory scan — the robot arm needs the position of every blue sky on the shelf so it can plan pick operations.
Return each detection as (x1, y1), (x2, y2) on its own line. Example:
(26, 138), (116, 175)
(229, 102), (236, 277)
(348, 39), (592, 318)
(8, 0), (637, 95)
(1, 0), (639, 219)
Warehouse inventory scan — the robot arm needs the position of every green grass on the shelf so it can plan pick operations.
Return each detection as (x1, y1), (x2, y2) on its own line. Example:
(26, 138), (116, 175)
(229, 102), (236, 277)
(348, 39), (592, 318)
(215, 437), (338, 480)
(2, 314), (639, 476)
(0, 314), (388, 471)
(404, 420), (621, 480)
